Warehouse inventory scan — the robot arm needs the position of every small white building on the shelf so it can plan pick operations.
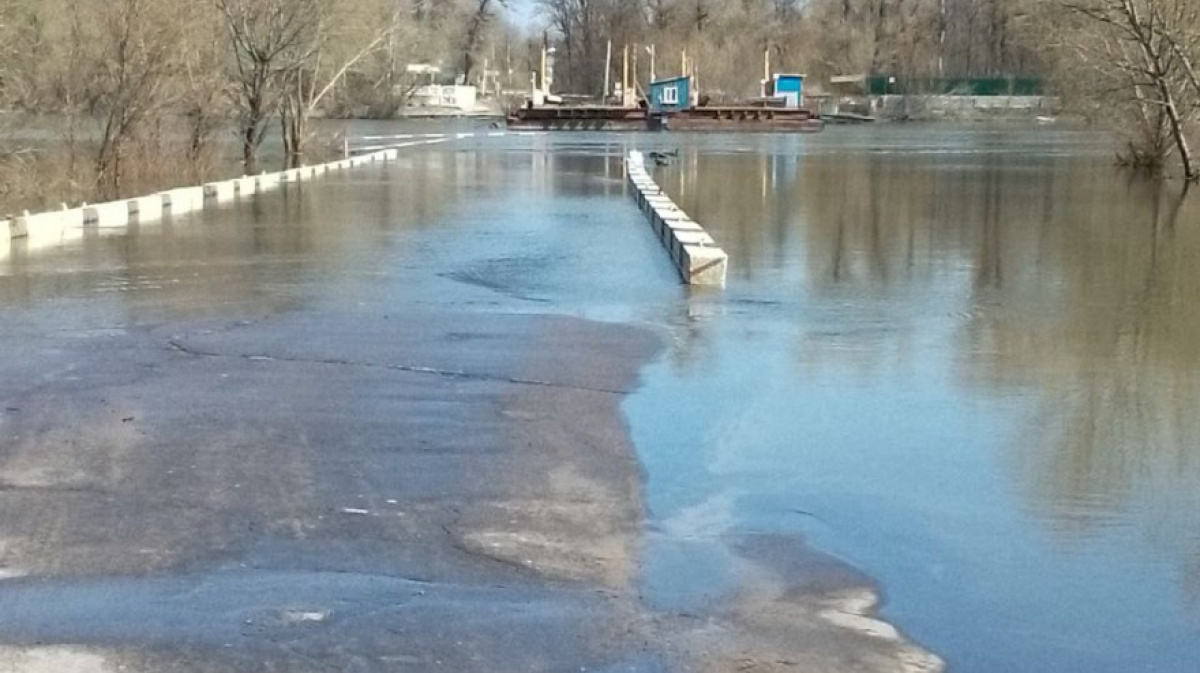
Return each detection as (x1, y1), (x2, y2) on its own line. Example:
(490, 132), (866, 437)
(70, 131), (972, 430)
(408, 84), (479, 112)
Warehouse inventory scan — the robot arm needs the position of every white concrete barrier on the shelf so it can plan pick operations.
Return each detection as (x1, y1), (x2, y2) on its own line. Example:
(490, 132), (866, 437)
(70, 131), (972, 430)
(162, 186), (205, 214)
(16, 211), (64, 241)
(2, 133), (462, 263)
(257, 173), (281, 190)
(233, 177), (258, 196)
(204, 181), (237, 202)
(626, 150), (727, 286)
(83, 202), (130, 227)
(24, 215), (68, 250)
(127, 196), (164, 222)
(679, 244), (729, 286)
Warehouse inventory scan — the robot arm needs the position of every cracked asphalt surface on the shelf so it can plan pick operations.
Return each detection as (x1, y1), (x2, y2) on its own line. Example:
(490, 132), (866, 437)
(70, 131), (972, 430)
(0, 309), (660, 672)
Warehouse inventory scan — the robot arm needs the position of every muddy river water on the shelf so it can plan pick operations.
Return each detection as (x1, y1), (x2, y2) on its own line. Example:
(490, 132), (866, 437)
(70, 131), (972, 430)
(0, 124), (1197, 671)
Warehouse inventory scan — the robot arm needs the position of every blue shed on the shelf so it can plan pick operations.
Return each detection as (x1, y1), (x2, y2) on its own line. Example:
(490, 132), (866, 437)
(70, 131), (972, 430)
(767, 74), (805, 108)
(649, 76), (692, 113)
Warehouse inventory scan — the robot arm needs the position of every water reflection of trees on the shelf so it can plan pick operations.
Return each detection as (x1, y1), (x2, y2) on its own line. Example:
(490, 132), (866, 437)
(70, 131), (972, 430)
(662, 144), (1200, 609)
(961, 177), (1200, 610)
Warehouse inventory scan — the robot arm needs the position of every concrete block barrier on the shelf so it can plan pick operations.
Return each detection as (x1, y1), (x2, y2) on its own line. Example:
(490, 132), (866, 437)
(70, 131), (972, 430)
(233, 177), (258, 196)
(4, 134), (457, 263)
(83, 202), (130, 227)
(16, 211), (68, 249)
(24, 217), (67, 250)
(204, 181), (237, 202)
(128, 196), (164, 222)
(626, 150), (727, 286)
(257, 173), (281, 190)
(681, 244), (728, 286)
(162, 187), (206, 214)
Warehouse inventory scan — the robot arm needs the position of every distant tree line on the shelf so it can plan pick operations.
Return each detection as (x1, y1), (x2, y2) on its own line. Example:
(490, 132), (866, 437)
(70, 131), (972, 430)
(533, 0), (1041, 99)
(0, 0), (514, 208)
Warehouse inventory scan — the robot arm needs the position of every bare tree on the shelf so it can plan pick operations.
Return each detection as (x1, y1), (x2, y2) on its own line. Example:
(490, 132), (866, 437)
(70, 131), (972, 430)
(278, 6), (395, 168)
(461, 0), (507, 82)
(216, 0), (319, 173)
(88, 0), (179, 198)
(1057, 0), (1199, 180)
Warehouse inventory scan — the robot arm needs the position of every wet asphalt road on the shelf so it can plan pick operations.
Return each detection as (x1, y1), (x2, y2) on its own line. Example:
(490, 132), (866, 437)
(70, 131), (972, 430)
(0, 138), (940, 673)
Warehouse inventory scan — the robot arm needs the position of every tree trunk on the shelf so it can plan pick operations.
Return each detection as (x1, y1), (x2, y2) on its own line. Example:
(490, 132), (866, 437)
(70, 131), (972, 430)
(243, 123), (258, 174)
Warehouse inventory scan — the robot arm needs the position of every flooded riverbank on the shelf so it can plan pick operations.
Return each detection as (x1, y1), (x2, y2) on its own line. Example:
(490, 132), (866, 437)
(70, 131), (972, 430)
(0, 124), (1196, 671)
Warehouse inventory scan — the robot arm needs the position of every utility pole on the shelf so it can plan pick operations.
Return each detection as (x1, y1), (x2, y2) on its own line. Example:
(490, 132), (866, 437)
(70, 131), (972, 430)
(604, 40), (612, 103)
(632, 44), (639, 98)
(622, 44), (630, 106)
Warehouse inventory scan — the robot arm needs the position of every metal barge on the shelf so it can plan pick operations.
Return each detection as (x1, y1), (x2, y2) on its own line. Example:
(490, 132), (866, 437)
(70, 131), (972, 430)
(505, 105), (653, 131)
(507, 71), (825, 133)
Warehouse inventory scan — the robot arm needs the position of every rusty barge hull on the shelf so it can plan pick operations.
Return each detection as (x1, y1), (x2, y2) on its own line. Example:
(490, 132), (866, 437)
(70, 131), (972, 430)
(506, 105), (825, 133)
(661, 107), (824, 132)
(505, 118), (655, 131)
(506, 106), (656, 131)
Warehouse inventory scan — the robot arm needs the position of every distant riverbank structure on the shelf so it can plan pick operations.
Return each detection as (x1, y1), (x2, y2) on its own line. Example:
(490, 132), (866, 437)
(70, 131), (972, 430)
(401, 63), (504, 118)
(826, 74), (1054, 121)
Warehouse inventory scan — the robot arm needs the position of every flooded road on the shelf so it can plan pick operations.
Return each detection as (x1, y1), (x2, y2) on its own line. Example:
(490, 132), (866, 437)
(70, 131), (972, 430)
(0, 125), (1197, 671)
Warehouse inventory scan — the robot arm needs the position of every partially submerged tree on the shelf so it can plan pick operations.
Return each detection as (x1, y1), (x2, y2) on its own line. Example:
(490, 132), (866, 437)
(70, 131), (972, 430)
(278, 3), (395, 168)
(1055, 0), (1200, 180)
(216, 0), (319, 173)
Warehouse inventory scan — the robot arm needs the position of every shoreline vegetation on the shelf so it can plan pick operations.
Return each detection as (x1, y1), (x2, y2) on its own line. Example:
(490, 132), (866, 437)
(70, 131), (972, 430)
(1, 0), (1196, 217)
